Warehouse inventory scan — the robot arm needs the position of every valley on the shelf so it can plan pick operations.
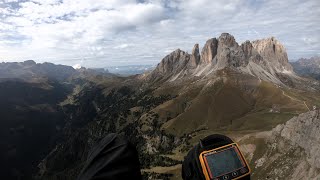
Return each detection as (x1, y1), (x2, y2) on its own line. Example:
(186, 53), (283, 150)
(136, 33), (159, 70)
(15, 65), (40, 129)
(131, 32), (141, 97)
(0, 33), (319, 180)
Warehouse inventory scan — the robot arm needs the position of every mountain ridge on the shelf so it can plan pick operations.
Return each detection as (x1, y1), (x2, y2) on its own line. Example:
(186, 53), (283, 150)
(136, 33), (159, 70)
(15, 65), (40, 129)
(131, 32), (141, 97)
(0, 35), (319, 180)
(291, 56), (320, 80)
(147, 33), (295, 86)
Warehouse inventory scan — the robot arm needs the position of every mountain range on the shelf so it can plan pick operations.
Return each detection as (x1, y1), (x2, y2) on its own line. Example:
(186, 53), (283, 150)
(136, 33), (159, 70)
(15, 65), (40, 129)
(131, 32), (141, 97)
(150, 33), (293, 83)
(291, 56), (320, 80)
(106, 65), (155, 76)
(0, 33), (319, 180)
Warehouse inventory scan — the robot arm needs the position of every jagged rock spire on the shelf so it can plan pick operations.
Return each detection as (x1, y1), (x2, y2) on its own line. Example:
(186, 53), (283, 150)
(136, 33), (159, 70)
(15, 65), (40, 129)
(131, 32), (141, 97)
(188, 44), (200, 68)
(215, 33), (248, 68)
(154, 49), (189, 75)
(218, 33), (237, 47)
(241, 40), (253, 59)
(200, 38), (218, 65)
(252, 37), (292, 72)
(149, 33), (294, 83)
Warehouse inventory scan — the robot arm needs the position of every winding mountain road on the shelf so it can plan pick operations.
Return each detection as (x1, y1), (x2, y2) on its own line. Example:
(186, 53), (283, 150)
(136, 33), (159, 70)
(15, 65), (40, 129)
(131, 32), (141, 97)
(281, 90), (310, 111)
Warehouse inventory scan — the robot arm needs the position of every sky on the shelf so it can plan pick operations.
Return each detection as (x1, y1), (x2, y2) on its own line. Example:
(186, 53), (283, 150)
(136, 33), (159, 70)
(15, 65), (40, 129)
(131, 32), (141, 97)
(0, 0), (319, 67)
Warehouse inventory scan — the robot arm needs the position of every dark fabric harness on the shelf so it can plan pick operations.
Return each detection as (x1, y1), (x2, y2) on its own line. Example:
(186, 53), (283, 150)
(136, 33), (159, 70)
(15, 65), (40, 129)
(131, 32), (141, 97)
(77, 133), (142, 180)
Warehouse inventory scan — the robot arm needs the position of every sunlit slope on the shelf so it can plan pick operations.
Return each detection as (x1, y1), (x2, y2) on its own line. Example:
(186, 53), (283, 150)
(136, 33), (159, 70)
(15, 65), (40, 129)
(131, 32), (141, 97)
(162, 82), (254, 135)
(152, 74), (312, 136)
(143, 77), (319, 179)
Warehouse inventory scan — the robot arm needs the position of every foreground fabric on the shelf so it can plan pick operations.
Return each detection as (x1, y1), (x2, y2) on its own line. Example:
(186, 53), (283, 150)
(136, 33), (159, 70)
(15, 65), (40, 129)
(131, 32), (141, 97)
(77, 133), (142, 180)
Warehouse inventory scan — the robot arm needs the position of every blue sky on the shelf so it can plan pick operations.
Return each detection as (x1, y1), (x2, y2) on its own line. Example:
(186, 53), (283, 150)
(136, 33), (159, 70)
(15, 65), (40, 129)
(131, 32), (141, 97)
(0, 0), (319, 67)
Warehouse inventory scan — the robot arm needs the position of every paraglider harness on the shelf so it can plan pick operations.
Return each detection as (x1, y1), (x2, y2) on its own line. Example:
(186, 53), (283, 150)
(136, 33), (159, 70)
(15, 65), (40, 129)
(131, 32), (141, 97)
(77, 134), (251, 180)
(182, 134), (251, 180)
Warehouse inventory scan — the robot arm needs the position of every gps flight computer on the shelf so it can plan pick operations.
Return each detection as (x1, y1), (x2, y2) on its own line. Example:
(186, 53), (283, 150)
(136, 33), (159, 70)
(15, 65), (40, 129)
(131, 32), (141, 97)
(182, 134), (251, 180)
(199, 143), (251, 180)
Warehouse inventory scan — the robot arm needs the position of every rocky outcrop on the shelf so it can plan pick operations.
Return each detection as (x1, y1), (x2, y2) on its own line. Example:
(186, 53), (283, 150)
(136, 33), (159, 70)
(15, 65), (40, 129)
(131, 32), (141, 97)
(272, 110), (320, 168)
(200, 38), (218, 64)
(241, 41), (265, 65)
(215, 33), (247, 68)
(218, 32), (237, 47)
(154, 43), (202, 77)
(153, 49), (190, 75)
(188, 44), (200, 68)
(246, 110), (320, 180)
(148, 33), (295, 85)
(252, 37), (293, 72)
(241, 40), (254, 59)
(147, 33), (296, 85)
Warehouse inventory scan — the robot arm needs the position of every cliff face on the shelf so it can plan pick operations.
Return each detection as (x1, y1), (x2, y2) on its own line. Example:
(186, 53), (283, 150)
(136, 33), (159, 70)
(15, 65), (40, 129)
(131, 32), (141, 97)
(241, 110), (320, 180)
(272, 110), (320, 169)
(200, 38), (218, 64)
(152, 49), (189, 75)
(188, 44), (200, 68)
(252, 37), (293, 72)
(149, 33), (294, 85)
(215, 33), (247, 68)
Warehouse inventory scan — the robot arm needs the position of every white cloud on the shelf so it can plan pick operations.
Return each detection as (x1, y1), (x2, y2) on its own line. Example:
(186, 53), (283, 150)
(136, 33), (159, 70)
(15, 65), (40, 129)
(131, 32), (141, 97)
(0, 0), (319, 66)
(72, 63), (82, 69)
(302, 37), (318, 46)
(114, 44), (132, 49)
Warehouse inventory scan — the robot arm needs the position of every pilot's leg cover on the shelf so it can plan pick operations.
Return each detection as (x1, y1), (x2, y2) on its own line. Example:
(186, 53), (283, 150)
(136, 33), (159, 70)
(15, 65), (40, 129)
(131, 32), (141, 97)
(77, 133), (142, 180)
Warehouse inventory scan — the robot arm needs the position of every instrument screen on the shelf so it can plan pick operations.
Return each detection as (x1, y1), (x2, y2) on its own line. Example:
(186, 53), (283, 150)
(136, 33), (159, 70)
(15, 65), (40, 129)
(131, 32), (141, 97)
(203, 145), (247, 179)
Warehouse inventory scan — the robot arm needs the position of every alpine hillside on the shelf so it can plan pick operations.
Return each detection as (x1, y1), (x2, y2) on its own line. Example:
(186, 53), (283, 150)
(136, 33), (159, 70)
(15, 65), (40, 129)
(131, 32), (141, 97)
(0, 33), (319, 180)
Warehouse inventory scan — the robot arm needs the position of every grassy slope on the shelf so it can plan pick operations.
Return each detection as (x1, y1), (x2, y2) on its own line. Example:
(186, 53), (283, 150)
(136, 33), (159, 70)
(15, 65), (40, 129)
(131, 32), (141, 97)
(143, 74), (320, 178)
(162, 82), (255, 135)
(161, 79), (307, 135)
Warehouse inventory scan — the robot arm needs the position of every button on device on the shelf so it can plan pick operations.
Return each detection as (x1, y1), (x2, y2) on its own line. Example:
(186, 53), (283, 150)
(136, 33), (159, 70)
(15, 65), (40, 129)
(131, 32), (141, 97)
(223, 175), (229, 179)
(240, 167), (248, 174)
(232, 171), (238, 177)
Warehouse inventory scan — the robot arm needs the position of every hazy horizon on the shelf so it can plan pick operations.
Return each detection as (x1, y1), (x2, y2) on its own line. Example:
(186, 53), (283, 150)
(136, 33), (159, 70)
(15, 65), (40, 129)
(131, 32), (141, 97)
(0, 0), (319, 67)
(1, 56), (319, 71)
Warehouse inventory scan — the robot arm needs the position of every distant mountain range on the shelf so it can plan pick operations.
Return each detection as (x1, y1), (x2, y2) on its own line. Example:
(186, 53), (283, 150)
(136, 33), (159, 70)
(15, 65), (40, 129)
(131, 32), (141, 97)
(291, 56), (320, 80)
(0, 60), (76, 82)
(0, 61), (120, 179)
(0, 33), (319, 180)
(106, 65), (155, 76)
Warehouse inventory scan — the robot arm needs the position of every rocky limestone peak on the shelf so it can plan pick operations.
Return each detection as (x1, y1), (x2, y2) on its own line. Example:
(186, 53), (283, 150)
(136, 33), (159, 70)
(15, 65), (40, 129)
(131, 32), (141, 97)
(200, 38), (218, 64)
(218, 33), (238, 47)
(154, 48), (190, 75)
(215, 33), (247, 69)
(188, 44), (200, 68)
(241, 40), (264, 65)
(149, 33), (296, 85)
(252, 37), (293, 72)
(241, 40), (253, 59)
(192, 44), (200, 55)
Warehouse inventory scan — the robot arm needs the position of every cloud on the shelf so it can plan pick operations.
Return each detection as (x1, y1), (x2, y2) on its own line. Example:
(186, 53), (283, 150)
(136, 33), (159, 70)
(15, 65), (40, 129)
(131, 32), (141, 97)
(72, 63), (82, 69)
(114, 44), (132, 49)
(0, 0), (319, 66)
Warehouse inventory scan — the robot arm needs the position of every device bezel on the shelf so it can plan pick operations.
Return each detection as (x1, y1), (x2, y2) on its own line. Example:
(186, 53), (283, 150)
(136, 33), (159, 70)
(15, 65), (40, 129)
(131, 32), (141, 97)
(199, 143), (251, 180)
